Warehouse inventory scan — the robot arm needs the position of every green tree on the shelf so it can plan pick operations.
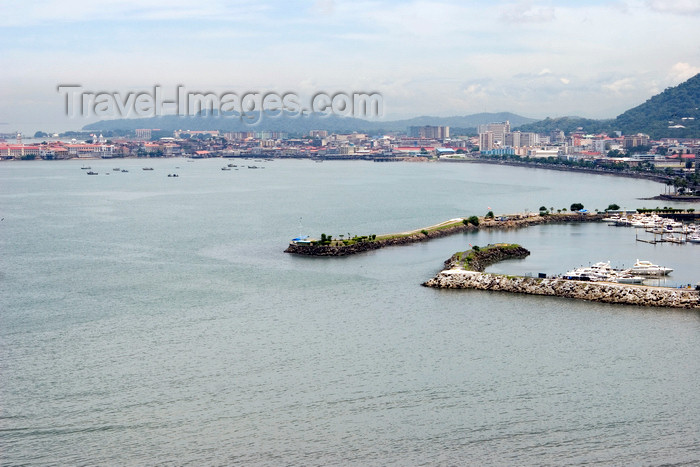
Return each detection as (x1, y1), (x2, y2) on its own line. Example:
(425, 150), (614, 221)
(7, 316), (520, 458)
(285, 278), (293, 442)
(570, 203), (584, 211)
(606, 204), (620, 211)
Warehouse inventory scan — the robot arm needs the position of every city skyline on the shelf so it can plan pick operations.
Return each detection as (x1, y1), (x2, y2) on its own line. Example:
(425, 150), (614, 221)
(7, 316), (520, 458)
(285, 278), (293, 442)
(1, 0), (700, 133)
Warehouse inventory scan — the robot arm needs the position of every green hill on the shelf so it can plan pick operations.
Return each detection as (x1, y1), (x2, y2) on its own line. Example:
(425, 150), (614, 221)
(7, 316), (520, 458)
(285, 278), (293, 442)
(615, 73), (700, 138)
(516, 73), (700, 138)
(515, 116), (614, 135)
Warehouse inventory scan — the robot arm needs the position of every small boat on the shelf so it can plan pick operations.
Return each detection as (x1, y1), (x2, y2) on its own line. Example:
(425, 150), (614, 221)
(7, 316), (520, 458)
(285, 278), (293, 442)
(142, 167), (154, 171)
(687, 234), (700, 244)
(112, 168), (120, 171)
(626, 259), (673, 276)
(564, 262), (614, 282)
(167, 173), (179, 177)
(121, 169), (128, 173)
(602, 214), (622, 223)
(615, 274), (645, 284)
(81, 166), (91, 170)
(662, 233), (685, 244)
(86, 171), (98, 175)
(221, 167), (231, 171)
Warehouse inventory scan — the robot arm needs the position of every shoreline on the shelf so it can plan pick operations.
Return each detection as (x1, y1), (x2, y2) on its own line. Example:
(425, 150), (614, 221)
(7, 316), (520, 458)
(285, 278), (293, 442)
(641, 194), (700, 202)
(442, 157), (673, 183)
(284, 212), (604, 256)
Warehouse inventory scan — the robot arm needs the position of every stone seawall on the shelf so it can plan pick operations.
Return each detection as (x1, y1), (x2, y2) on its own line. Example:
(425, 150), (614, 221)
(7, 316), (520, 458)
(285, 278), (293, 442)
(423, 270), (700, 309)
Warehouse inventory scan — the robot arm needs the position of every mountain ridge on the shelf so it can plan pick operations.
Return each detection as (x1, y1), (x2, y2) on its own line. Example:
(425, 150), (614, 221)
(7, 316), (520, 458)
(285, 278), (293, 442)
(82, 74), (700, 137)
(82, 111), (535, 135)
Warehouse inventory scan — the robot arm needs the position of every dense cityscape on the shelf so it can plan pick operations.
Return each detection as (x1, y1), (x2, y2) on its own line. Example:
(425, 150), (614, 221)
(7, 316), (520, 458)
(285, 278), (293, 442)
(2, 122), (698, 195)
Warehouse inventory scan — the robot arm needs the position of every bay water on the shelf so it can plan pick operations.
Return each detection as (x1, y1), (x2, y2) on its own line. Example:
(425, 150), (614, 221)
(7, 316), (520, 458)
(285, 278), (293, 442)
(1, 159), (699, 465)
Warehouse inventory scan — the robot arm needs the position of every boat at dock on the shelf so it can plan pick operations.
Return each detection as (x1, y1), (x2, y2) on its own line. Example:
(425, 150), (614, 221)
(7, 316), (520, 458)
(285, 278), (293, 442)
(563, 261), (645, 284)
(687, 233), (700, 244)
(627, 260), (673, 276)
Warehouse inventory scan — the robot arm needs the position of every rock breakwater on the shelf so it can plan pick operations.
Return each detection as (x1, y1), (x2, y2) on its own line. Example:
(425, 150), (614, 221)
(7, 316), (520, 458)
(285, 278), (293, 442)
(424, 264), (700, 310)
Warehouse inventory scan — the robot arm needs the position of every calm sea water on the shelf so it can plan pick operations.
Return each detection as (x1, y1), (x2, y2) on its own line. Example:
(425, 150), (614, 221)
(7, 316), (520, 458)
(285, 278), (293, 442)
(1, 158), (699, 466)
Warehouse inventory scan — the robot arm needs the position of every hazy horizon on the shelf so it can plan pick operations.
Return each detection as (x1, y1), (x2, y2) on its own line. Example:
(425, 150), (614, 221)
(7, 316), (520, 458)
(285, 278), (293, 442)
(2, 0), (700, 135)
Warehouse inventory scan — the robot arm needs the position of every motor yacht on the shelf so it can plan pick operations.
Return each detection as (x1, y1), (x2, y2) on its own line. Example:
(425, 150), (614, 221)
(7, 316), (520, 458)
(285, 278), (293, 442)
(626, 260), (673, 276)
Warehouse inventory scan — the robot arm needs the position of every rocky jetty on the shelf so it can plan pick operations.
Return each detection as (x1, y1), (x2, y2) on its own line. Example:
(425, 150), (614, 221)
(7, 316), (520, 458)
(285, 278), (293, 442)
(285, 213), (602, 256)
(423, 246), (700, 309)
(441, 244), (531, 272)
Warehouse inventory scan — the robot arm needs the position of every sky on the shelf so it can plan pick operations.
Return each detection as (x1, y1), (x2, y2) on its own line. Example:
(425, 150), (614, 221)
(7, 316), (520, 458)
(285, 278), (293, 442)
(1, 0), (700, 133)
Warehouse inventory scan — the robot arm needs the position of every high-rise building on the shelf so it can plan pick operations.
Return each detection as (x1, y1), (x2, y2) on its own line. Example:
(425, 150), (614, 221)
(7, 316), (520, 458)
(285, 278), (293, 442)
(504, 131), (538, 148)
(549, 129), (565, 144)
(135, 129), (153, 140)
(519, 132), (538, 147)
(479, 132), (494, 151)
(622, 134), (649, 148)
(408, 126), (449, 139)
(592, 139), (607, 154)
(477, 121), (510, 145)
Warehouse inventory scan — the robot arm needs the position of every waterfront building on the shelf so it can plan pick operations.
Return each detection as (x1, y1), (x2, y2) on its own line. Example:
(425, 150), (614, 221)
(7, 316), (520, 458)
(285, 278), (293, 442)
(481, 147), (515, 156)
(527, 147), (561, 158)
(0, 144), (41, 159)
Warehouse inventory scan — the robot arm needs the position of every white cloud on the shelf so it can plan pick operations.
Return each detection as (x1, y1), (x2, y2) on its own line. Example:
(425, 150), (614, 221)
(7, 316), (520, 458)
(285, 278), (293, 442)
(311, 0), (335, 16)
(647, 0), (700, 15)
(0, 0), (270, 26)
(603, 77), (636, 93)
(538, 68), (553, 76)
(501, 2), (556, 23)
(667, 62), (700, 83)
(560, 77), (570, 85)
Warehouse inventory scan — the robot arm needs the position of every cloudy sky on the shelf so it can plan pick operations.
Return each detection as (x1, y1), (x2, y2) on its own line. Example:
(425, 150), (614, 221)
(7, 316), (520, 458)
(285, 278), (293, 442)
(1, 0), (700, 132)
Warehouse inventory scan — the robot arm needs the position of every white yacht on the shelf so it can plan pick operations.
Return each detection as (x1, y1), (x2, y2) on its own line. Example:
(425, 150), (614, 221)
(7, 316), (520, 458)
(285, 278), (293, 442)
(563, 261), (645, 283)
(626, 259), (673, 276)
